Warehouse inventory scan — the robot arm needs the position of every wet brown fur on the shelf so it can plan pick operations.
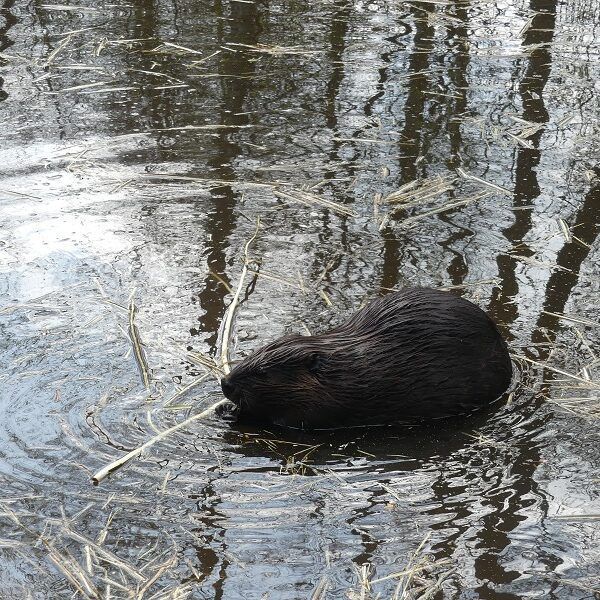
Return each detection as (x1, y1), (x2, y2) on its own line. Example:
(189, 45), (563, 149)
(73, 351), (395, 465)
(220, 288), (512, 429)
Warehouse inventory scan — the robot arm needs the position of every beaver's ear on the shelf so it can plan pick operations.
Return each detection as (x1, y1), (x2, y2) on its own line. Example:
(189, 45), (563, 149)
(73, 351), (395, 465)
(307, 352), (325, 374)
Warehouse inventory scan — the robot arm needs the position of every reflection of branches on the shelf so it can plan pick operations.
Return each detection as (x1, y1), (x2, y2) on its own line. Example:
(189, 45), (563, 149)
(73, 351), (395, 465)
(0, 0), (17, 101)
(381, 4), (436, 291)
(532, 170), (600, 354)
(194, 0), (263, 352)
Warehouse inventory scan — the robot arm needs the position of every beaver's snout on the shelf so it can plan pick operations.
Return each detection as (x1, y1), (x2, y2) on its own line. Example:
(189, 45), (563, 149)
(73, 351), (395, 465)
(220, 377), (241, 404)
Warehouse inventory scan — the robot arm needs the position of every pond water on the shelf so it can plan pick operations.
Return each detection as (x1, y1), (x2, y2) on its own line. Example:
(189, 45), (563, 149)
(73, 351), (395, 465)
(1, 0), (599, 598)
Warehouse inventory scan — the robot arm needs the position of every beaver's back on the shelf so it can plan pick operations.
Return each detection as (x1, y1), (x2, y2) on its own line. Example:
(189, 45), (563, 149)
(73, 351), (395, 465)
(312, 288), (513, 423)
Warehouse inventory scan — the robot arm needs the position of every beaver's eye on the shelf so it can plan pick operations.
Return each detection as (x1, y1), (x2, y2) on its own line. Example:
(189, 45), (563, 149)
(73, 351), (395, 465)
(307, 352), (323, 374)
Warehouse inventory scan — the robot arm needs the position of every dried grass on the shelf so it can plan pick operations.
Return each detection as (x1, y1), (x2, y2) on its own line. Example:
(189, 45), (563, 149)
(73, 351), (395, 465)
(274, 188), (357, 217)
(347, 532), (455, 599)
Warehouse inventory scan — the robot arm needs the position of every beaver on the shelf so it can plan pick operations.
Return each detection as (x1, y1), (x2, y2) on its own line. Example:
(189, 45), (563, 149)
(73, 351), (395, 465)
(220, 288), (512, 429)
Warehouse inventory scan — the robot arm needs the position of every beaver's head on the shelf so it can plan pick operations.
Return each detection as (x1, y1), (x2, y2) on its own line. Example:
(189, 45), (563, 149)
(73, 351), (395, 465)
(220, 334), (337, 428)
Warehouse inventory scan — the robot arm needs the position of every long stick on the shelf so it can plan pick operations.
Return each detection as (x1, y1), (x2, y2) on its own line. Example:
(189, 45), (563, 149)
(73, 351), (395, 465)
(219, 217), (260, 375)
(128, 294), (151, 389)
(91, 399), (228, 484)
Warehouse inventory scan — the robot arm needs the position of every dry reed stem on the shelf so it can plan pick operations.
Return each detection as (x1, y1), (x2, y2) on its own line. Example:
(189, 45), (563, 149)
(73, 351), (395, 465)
(553, 514), (600, 520)
(0, 303), (66, 315)
(188, 50), (222, 66)
(418, 567), (458, 599)
(46, 546), (99, 599)
(62, 528), (145, 582)
(80, 86), (138, 95)
(383, 176), (455, 205)
(128, 293), (151, 389)
(513, 354), (600, 387)
(247, 268), (303, 291)
(90, 399), (228, 484)
(311, 576), (329, 600)
(151, 124), (253, 132)
(163, 374), (211, 407)
(41, 4), (98, 11)
(187, 352), (224, 379)
(158, 41), (203, 55)
(274, 189), (356, 217)
(208, 270), (233, 294)
(457, 167), (513, 195)
(219, 218), (261, 375)
(4, 506), (100, 597)
(44, 81), (117, 94)
(0, 187), (42, 200)
(396, 191), (493, 228)
(140, 173), (278, 189)
(226, 42), (323, 55)
(43, 34), (73, 66)
(136, 553), (177, 599)
(380, 483), (404, 503)
(542, 310), (600, 329)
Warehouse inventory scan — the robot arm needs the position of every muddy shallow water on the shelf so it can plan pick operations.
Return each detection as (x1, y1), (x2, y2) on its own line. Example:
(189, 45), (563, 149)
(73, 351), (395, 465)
(1, 0), (599, 598)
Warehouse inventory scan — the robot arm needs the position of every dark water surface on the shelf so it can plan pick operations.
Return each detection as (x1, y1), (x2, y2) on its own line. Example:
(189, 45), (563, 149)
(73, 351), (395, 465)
(1, 0), (599, 598)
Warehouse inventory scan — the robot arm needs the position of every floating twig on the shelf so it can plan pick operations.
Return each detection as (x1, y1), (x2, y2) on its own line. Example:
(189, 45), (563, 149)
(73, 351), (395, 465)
(43, 34), (74, 66)
(43, 80), (117, 94)
(396, 192), (493, 228)
(383, 175), (455, 206)
(274, 189), (356, 217)
(163, 373), (210, 408)
(208, 270), (233, 294)
(62, 528), (145, 582)
(557, 218), (572, 243)
(512, 354), (600, 387)
(157, 41), (203, 55)
(542, 310), (600, 329)
(91, 399), (227, 484)
(457, 167), (513, 195)
(246, 268), (303, 291)
(140, 173), (279, 189)
(187, 352), (224, 379)
(128, 293), (151, 389)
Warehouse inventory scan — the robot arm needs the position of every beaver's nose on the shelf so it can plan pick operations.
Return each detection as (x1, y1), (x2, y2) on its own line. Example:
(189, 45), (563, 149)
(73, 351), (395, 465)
(220, 377), (239, 402)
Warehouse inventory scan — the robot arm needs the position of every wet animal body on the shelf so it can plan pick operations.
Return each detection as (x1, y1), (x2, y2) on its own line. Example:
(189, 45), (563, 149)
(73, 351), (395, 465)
(220, 288), (512, 429)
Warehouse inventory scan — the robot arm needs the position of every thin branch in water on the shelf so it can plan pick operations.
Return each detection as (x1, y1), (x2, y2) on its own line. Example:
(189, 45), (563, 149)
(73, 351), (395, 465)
(91, 399), (228, 484)
(456, 167), (513, 195)
(513, 354), (600, 387)
(274, 189), (356, 217)
(187, 352), (224, 379)
(61, 528), (145, 582)
(208, 270), (233, 294)
(220, 218), (261, 375)
(396, 192), (493, 228)
(163, 374), (211, 407)
(128, 292), (151, 389)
